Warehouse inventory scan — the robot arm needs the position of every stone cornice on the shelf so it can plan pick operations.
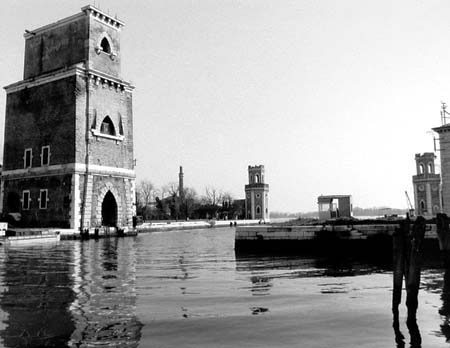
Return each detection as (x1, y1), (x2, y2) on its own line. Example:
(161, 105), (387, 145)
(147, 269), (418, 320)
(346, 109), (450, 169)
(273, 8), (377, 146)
(1, 163), (135, 179)
(82, 5), (124, 30)
(433, 124), (450, 133)
(4, 64), (134, 94)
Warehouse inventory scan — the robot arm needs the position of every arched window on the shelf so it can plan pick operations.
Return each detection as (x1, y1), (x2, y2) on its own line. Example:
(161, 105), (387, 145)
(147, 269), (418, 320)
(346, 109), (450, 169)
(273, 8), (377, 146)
(100, 116), (116, 136)
(255, 174), (260, 183)
(419, 163), (425, 174)
(420, 200), (426, 211)
(256, 205), (261, 214)
(428, 163), (433, 174)
(100, 38), (111, 54)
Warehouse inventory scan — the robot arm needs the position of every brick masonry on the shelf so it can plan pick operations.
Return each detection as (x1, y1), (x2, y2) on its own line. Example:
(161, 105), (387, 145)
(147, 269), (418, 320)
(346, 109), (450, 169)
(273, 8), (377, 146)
(1, 6), (136, 229)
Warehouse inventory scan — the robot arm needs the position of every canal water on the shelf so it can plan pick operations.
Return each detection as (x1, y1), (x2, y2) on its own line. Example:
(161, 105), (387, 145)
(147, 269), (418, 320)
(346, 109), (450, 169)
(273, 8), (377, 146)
(0, 227), (449, 347)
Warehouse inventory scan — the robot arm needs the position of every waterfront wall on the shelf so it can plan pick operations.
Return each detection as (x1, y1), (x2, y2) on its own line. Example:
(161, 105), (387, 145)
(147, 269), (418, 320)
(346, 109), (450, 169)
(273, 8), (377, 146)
(235, 224), (438, 241)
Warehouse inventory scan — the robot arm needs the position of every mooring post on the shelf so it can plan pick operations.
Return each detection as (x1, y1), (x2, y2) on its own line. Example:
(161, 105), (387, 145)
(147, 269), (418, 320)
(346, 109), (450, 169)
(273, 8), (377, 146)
(392, 217), (408, 335)
(405, 216), (425, 346)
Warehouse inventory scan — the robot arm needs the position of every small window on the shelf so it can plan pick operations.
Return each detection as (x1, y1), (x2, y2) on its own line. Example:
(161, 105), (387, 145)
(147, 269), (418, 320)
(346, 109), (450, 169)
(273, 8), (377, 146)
(22, 190), (30, 210)
(256, 205), (261, 214)
(100, 116), (116, 136)
(24, 148), (32, 168)
(428, 163), (433, 174)
(256, 193), (261, 198)
(39, 189), (48, 210)
(41, 146), (50, 166)
(100, 38), (111, 54)
(255, 175), (260, 183)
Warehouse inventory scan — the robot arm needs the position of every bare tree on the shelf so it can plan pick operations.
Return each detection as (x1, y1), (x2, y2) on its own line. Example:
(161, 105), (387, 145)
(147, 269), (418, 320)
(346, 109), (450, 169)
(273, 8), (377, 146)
(203, 186), (224, 206)
(182, 187), (199, 218)
(136, 179), (157, 219)
(136, 179), (156, 206)
(161, 182), (178, 198)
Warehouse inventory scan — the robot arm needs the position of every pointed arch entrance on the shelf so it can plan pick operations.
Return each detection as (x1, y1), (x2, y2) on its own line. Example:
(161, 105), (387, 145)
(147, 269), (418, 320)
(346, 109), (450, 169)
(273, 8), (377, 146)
(102, 191), (118, 227)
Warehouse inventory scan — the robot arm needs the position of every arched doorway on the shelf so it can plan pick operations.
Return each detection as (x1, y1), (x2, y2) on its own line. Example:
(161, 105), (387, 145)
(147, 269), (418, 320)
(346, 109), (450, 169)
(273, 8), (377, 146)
(102, 191), (118, 227)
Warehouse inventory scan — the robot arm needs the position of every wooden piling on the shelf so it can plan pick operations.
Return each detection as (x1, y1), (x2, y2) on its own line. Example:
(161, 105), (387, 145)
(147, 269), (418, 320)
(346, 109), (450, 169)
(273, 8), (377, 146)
(392, 216), (425, 346)
(406, 216), (425, 346)
(436, 213), (450, 267)
(392, 217), (408, 338)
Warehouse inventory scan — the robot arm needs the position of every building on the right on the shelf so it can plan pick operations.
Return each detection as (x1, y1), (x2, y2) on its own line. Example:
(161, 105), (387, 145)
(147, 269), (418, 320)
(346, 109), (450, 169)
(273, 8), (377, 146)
(245, 165), (269, 220)
(433, 119), (450, 215)
(412, 153), (441, 217)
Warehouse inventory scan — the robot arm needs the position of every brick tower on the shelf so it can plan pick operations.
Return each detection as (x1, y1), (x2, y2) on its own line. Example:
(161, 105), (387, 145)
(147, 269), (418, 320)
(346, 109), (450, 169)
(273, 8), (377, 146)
(433, 103), (450, 216)
(412, 153), (441, 217)
(245, 165), (269, 220)
(1, 6), (135, 230)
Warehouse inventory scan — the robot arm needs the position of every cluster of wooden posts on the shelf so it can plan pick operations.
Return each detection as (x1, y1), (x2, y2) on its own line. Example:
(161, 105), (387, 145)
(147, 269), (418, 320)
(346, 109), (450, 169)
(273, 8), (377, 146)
(392, 213), (450, 346)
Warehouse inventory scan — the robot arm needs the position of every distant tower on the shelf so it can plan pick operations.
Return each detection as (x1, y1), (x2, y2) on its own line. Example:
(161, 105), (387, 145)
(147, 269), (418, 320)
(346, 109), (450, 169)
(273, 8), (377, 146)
(179, 166), (184, 199)
(245, 165), (269, 220)
(1, 6), (135, 230)
(412, 153), (441, 216)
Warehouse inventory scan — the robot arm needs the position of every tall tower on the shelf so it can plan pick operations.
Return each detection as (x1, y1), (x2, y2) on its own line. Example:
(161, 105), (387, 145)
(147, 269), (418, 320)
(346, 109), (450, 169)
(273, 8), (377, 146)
(179, 166), (184, 199)
(433, 102), (450, 215)
(412, 153), (441, 216)
(245, 165), (269, 220)
(1, 6), (135, 230)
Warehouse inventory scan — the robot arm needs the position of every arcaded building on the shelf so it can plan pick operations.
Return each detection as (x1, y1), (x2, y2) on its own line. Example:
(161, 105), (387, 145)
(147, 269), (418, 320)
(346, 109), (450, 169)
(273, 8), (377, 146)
(1, 6), (135, 230)
(412, 153), (441, 217)
(245, 165), (269, 220)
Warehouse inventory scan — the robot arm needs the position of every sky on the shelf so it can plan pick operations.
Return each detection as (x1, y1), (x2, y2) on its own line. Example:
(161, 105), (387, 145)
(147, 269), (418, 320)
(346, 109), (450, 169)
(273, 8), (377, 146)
(1, 0), (450, 212)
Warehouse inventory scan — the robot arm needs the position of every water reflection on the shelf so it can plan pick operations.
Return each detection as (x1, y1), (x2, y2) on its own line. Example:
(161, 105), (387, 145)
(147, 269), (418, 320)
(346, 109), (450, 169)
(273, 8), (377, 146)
(235, 251), (391, 278)
(0, 238), (142, 347)
(0, 244), (75, 347)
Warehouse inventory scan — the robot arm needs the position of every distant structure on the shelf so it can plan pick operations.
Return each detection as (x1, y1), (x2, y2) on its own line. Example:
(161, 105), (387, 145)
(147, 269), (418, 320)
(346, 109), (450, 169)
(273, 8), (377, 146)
(245, 165), (269, 220)
(433, 102), (450, 215)
(179, 166), (184, 200)
(412, 153), (441, 217)
(317, 195), (353, 220)
(1, 6), (135, 229)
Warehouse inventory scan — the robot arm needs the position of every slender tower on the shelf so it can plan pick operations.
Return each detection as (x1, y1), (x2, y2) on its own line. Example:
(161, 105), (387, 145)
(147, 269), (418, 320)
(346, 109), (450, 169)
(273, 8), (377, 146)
(1, 6), (135, 230)
(245, 165), (269, 220)
(179, 166), (184, 199)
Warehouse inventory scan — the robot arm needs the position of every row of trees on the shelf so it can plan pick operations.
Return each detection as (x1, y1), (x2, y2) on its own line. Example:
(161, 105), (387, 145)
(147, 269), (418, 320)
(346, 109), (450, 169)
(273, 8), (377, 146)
(135, 179), (244, 221)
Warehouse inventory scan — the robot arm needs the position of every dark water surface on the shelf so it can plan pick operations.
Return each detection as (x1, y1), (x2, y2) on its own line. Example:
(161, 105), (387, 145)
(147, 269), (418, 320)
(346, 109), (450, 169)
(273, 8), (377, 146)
(0, 227), (449, 347)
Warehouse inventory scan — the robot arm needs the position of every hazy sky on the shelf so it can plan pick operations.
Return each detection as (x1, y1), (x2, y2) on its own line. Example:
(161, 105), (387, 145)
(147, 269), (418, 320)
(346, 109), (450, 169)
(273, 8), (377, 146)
(1, 0), (450, 212)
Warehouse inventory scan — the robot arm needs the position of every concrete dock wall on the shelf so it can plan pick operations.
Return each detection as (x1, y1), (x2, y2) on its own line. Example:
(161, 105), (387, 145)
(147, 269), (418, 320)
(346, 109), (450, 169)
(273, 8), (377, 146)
(235, 224), (438, 241)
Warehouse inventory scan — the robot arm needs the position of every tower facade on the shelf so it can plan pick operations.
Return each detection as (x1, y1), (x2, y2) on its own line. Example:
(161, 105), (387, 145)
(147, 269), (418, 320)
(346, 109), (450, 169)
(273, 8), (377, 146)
(412, 153), (441, 217)
(245, 165), (269, 220)
(1, 6), (135, 230)
(434, 122), (450, 215)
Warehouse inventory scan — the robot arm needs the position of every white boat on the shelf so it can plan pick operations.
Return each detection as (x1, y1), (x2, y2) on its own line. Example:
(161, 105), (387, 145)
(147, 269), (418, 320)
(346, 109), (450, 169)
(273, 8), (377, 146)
(2, 231), (61, 245)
